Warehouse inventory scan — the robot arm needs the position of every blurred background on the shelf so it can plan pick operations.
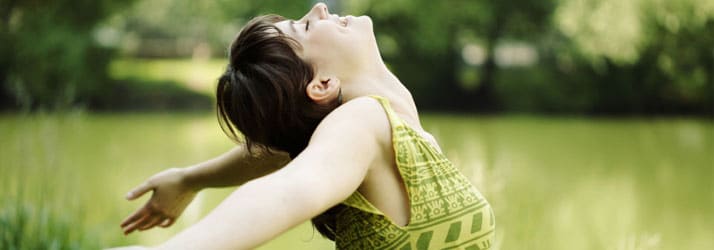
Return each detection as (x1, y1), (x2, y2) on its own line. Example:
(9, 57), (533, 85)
(1, 0), (712, 249)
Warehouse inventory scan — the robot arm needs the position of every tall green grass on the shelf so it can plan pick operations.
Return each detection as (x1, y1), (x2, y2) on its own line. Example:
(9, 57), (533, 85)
(0, 199), (97, 250)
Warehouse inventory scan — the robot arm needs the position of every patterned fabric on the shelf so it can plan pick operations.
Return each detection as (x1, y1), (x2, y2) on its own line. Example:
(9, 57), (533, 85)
(335, 96), (495, 250)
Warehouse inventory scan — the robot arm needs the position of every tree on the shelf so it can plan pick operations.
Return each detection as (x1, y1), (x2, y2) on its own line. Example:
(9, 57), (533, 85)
(553, 0), (714, 114)
(361, 0), (556, 111)
(0, 0), (135, 110)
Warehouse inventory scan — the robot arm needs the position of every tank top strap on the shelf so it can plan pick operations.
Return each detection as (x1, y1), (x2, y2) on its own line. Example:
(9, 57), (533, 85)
(368, 95), (404, 127)
(341, 95), (406, 215)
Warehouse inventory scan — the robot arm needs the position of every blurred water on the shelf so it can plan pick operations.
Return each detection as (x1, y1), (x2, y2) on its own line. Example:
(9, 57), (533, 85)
(0, 113), (711, 249)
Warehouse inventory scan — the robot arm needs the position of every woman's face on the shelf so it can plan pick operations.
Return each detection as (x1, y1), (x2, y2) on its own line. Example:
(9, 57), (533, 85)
(275, 3), (377, 78)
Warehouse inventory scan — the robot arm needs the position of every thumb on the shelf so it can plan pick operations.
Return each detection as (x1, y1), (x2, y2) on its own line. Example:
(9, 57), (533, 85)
(126, 182), (153, 200)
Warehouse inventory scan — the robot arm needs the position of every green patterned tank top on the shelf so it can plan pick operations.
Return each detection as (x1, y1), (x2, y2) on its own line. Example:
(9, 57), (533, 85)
(336, 96), (495, 250)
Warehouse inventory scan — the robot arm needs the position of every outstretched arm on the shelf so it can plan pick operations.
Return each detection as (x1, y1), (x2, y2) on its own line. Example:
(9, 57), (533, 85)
(155, 97), (385, 249)
(183, 145), (290, 189)
(121, 145), (290, 234)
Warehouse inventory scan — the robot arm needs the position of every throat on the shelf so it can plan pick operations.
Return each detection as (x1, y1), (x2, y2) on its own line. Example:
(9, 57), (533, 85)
(342, 70), (406, 102)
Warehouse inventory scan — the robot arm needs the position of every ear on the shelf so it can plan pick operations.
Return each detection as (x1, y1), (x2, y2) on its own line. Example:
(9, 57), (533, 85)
(306, 76), (341, 105)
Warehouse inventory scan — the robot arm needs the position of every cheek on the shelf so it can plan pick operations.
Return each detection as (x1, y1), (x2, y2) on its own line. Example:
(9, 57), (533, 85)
(305, 29), (351, 55)
(303, 24), (374, 66)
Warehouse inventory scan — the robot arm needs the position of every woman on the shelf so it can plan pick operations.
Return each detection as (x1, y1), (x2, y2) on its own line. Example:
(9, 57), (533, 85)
(117, 3), (495, 249)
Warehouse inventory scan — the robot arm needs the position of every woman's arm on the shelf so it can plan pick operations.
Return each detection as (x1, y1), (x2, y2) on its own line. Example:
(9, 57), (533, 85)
(182, 145), (290, 189)
(121, 145), (290, 234)
(155, 97), (387, 249)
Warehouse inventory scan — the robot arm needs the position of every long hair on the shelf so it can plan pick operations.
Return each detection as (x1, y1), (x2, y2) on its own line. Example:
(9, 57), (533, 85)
(216, 14), (343, 240)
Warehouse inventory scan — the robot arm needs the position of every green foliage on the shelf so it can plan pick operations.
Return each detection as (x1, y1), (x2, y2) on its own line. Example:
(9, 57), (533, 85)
(0, 200), (98, 250)
(0, 0), (135, 110)
(359, 0), (712, 114)
(0, 0), (711, 114)
(544, 0), (714, 114)
(361, 0), (556, 111)
(104, 0), (314, 58)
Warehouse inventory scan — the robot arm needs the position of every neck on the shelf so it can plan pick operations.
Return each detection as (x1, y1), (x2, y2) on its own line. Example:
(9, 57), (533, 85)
(340, 62), (419, 120)
(340, 62), (404, 102)
(339, 60), (421, 127)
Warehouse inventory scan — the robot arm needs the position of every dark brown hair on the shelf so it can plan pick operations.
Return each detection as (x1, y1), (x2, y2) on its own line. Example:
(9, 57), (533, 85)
(216, 15), (343, 240)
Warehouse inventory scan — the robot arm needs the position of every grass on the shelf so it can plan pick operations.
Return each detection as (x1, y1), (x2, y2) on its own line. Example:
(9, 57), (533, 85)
(0, 199), (97, 250)
(1, 112), (712, 249)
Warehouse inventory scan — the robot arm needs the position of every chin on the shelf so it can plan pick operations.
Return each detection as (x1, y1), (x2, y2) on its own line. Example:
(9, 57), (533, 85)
(348, 15), (373, 30)
(344, 16), (377, 59)
(354, 16), (375, 41)
(359, 15), (374, 30)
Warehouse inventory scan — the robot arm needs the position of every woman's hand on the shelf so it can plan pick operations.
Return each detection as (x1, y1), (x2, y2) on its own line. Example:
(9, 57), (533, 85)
(121, 168), (198, 235)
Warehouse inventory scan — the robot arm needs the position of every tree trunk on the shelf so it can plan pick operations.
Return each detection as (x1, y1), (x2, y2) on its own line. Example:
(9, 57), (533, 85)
(440, 25), (468, 110)
(473, 18), (504, 112)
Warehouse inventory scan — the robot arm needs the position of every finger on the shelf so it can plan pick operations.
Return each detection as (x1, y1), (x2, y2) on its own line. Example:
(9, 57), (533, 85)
(123, 212), (151, 235)
(131, 213), (166, 231)
(132, 213), (160, 231)
(126, 182), (153, 200)
(138, 216), (163, 231)
(141, 216), (165, 231)
(158, 218), (174, 228)
(120, 207), (149, 227)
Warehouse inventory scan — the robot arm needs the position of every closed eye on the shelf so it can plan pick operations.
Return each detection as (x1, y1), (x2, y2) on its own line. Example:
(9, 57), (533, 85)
(305, 20), (310, 31)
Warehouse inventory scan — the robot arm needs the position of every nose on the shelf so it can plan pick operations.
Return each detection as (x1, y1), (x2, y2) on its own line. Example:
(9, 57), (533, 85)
(304, 2), (329, 21)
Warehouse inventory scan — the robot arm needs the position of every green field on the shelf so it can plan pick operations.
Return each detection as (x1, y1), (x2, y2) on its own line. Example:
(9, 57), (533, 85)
(1, 113), (712, 249)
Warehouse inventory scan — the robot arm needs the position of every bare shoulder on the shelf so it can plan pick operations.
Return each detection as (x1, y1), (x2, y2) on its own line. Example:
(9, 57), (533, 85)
(310, 96), (391, 148)
(318, 96), (388, 132)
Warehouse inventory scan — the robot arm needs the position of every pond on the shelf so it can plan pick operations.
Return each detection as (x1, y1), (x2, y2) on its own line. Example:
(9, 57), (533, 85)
(1, 113), (712, 249)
